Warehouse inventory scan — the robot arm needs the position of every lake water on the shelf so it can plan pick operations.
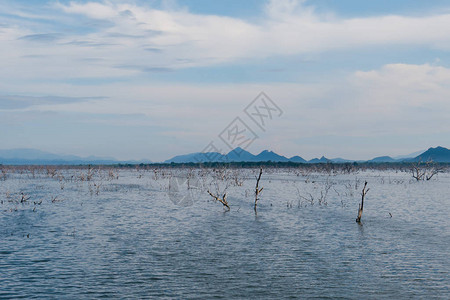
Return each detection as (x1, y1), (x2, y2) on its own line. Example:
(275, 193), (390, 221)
(1, 167), (449, 299)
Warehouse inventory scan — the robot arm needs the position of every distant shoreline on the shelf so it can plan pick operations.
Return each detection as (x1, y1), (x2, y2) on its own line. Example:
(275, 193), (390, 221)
(1, 161), (450, 169)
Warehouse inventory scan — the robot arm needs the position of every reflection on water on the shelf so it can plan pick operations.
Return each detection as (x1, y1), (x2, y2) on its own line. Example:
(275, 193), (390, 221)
(0, 168), (449, 299)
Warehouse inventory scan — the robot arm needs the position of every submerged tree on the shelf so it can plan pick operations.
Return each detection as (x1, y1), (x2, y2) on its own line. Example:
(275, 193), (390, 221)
(411, 160), (444, 181)
(254, 168), (264, 213)
(207, 167), (232, 211)
(207, 190), (230, 211)
(356, 181), (369, 223)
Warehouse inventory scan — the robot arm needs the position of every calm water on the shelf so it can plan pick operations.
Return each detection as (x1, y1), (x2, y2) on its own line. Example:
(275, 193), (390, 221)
(0, 167), (449, 299)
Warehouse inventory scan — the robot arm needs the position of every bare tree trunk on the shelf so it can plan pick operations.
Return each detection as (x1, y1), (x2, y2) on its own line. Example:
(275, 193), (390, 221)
(254, 168), (263, 213)
(356, 181), (369, 223)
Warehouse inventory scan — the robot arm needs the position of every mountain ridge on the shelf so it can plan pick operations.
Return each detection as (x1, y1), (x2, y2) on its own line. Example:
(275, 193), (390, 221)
(163, 146), (450, 164)
(1, 146), (449, 165)
(0, 148), (151, 165)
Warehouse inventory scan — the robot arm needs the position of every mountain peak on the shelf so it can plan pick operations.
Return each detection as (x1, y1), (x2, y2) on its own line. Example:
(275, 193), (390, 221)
(227, 147), (250, 155)
(414, 146), (450, 162)
(429, 146), (446, 151)
(225, 147), (255, 162)
(255, 150), (289, 162)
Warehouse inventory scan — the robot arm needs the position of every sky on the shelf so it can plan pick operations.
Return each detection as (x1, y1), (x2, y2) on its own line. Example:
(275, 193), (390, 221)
(1, 0), (450, 161)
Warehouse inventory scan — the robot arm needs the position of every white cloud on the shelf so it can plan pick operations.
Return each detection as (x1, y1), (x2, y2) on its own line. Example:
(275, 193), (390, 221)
(2, 62), (450, 160)
(59, 1), (118, 19)
(57, 0), (450, 56)
(2, 0), (450, 83)
(2, 1), (450, 159)
(14, 63), (449, 147)
(351, 63), (450, 118)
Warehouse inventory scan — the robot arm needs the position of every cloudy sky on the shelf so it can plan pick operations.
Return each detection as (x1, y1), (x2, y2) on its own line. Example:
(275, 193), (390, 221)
(1, 0), (450, 161)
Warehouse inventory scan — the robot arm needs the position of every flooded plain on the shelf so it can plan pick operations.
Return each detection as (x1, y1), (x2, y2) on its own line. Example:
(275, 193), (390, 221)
(0, 166), (449, 299)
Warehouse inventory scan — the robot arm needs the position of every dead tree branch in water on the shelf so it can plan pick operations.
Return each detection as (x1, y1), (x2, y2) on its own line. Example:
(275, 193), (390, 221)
(356, 181), (369, 223)
(411, 162), (426, 181)
(254, 168), (263, 212)
(425, 161), (444, 180)
(207, 190), (230, 211)
(411, 160), (443, 181)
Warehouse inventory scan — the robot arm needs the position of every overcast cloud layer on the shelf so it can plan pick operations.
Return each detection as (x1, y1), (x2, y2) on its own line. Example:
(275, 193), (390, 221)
(1, 0), (450, 161)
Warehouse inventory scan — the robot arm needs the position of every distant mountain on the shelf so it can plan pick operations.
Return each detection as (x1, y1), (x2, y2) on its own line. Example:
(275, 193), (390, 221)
(5, 146), (447, 166)
(412, 146), (450, 162)
(163, 146), (450, 164)
(165, 148), (293, 163)
(255, 150), (289, 162)
(226, 147), (256, 162)
(165, 148), (313, 163)
(0, 148), (151, 165)
(368, 147), (450, 163)
(368, 156), (397, 163)
(164, 152), (226, 163)
(393, 149), (426, 160)
(308, 156), (329, 164)
(289, 156), (307, 163)
(0, 148), (86, 161)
